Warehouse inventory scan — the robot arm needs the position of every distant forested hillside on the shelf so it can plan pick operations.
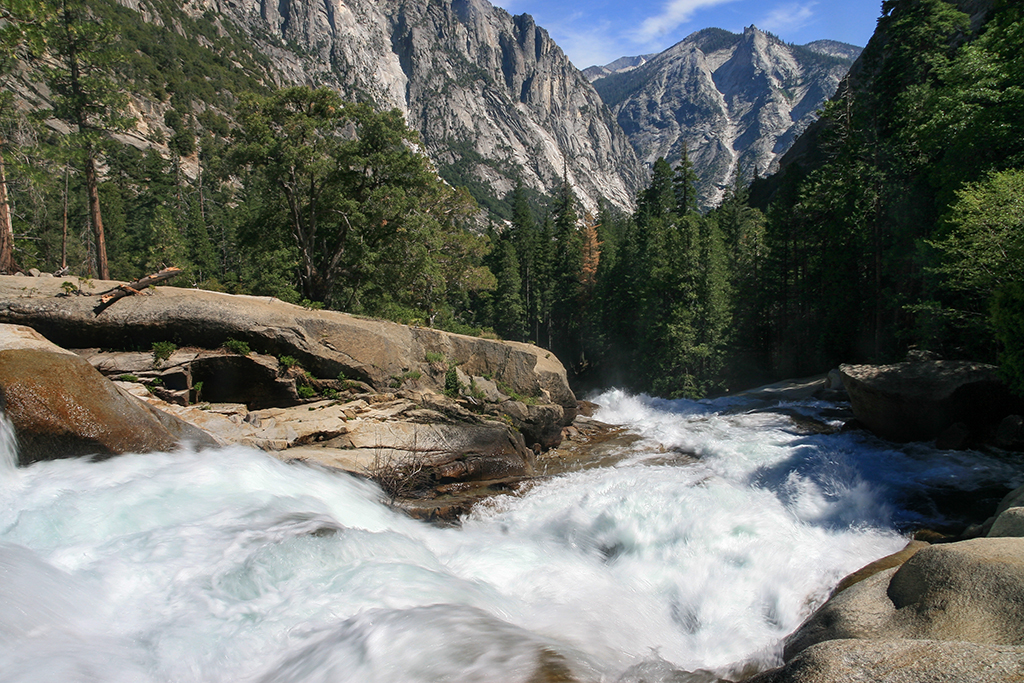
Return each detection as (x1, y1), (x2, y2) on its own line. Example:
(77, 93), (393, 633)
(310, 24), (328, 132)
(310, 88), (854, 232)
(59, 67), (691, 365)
(1, 0), (1021, 397)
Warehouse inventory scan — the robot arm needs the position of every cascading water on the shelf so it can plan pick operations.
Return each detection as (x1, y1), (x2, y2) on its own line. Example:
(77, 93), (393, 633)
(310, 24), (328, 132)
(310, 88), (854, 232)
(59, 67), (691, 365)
(1, 390), (1019, 683)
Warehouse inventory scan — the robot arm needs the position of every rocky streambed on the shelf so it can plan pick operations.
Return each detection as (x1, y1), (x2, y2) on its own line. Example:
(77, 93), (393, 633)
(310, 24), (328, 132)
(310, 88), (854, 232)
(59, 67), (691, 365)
(3, 275), (1024, 682)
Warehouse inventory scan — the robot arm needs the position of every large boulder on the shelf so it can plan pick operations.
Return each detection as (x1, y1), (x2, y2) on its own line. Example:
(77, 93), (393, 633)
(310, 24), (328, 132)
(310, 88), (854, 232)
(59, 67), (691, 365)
(748, 639), (1024, 683)
(0, 276), (576, 425)
(753, 537), (1024, 682)
(839, 361), (1023, 442)
(785, 538), (1024, 658)
(0, 324), (215, 464)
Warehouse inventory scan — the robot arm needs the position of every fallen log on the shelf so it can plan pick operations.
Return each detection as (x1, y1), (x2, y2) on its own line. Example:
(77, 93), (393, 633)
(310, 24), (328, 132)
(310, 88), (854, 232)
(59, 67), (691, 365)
(94, 267), (182, 312)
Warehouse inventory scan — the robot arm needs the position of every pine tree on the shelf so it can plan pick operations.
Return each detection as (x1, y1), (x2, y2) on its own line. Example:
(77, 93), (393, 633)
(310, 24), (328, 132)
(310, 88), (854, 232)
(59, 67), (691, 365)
(492, 238), (526, 340)
(550, 179), (582, 362)
(17, 0), (136, 279)
(509, 181), (540, 340)
(673, 148), (700, 216)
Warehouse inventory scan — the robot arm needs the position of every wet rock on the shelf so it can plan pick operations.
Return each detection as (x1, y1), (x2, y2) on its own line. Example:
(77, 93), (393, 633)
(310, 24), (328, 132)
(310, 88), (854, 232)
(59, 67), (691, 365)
(0, 325), (214, 464)
(830, 540), (929, 597)
(995, 415), (1024, 450)
(935, 421), (971, 450)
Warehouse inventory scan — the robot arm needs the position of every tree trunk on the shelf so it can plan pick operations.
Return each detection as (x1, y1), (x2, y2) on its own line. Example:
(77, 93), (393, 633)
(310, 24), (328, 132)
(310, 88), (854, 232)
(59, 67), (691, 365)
(63, 0), (109, 280)
(0, 145), (15, 274)
(83, 153), (109, 279)
(62, 165), (69, 270)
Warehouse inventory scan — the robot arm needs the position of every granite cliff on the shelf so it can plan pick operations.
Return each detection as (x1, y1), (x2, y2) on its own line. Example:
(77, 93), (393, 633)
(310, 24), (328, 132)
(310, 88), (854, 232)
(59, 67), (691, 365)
(111, 0), (644, 215)
(592, 27), (860, 208)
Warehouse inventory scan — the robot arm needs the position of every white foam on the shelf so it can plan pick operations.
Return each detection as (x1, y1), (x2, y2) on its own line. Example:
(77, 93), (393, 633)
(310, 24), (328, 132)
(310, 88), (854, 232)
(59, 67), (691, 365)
(0, 392), (1014, 681)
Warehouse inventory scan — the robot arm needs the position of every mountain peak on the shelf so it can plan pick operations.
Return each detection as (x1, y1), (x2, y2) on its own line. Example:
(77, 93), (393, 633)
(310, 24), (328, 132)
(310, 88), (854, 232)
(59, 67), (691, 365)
(592, 26), (860, 208)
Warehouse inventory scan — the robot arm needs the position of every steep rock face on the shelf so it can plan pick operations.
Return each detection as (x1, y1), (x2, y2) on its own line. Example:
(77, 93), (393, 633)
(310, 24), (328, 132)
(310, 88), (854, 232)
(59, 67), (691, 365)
(594, 27), (858, 208)
(158, 0), (642, 214)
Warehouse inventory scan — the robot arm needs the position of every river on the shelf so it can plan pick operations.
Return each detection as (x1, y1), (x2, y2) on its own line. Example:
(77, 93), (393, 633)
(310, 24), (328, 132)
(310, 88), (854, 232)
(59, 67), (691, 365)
(1, 389), (1019, 682)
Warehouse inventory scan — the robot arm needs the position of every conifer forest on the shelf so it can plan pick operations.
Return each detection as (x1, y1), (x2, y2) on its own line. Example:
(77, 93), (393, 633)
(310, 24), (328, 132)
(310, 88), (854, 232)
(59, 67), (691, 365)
(0, 0), (1022, 397)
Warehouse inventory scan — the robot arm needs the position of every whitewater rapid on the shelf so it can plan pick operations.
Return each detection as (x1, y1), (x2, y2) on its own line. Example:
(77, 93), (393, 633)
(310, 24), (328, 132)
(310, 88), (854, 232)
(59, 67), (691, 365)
(1, 390), (1019, 682)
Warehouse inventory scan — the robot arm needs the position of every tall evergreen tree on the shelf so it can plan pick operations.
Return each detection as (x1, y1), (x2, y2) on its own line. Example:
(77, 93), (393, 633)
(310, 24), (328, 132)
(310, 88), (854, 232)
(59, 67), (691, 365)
(673, 148), (700, 217)
(15, 0), (136, 279)
(550, 179), (583, 363)
(492, 238), (526, 340)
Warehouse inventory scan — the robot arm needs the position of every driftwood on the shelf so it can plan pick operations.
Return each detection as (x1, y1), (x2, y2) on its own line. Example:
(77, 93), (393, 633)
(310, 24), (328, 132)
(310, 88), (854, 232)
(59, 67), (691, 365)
(94, 267), (182, 313)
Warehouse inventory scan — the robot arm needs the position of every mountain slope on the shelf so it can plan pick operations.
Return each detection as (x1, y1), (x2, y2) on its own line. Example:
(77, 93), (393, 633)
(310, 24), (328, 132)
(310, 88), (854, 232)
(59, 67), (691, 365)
(593, 26), (860, 208)
(120, 0), (644, 216)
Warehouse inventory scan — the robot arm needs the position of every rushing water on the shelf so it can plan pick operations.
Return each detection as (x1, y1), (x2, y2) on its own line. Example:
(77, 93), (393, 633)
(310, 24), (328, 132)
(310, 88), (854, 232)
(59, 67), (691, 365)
(1, 389), (1020, 683)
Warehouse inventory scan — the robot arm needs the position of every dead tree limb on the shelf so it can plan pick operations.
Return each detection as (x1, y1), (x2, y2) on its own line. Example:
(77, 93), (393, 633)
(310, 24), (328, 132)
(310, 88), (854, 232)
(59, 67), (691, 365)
(93, 267), (182, 313)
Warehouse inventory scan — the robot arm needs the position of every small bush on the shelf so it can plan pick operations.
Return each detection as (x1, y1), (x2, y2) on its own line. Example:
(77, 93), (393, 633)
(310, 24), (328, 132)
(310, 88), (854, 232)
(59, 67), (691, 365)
(391, 370), (423, 388)
(116, 373), (139, 382)
(223, 338), (250, 355)
(152, 341), (177, 365)
(425, 351), (445, 364)
(297, 385), (316, 399)
(279, 355), (298, 368)
(469, 378), (485, 400)
(444, 366), (462, 398)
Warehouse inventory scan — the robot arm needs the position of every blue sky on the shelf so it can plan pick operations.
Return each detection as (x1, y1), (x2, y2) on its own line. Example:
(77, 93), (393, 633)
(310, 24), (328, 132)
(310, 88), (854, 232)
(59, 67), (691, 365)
(489, 0), (883, 68)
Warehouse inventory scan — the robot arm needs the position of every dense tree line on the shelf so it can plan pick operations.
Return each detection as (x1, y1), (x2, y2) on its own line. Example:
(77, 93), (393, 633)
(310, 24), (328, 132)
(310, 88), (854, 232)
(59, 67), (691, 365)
(482, 156), (764, 397)
(484, 0), (1024, 397)
(1, 0), (1021, 398)
(745, 0), (1024, 391)
(0, 0), (492, 331)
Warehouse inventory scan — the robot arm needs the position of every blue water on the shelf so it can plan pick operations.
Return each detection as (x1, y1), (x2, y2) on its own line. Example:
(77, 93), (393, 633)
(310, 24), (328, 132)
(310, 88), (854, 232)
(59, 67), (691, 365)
(0, 390), (1017, 682)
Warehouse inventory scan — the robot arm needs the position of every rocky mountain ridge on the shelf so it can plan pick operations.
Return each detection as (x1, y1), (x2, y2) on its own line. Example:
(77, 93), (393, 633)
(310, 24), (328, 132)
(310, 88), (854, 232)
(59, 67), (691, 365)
(593, 26), (860, 208)
(111, 0), (645, 216)
(582, 54), (656, 82)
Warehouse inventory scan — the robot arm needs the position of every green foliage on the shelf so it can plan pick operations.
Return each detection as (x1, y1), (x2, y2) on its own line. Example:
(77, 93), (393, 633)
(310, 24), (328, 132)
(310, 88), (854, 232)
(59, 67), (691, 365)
(297, 385), (316, 399)
(116, 373), (139, 382)
(389, 370), (422, 388)
(233, 86), (486, 314)
(222, 338), (250, 355)
(279, 355), (298, 369)
(739, 0), (1022, 377)
(993, 283), (1024, 395)
(444, 365), (462, 398)
(151, 340), (176, 364)
(931, 169), (1024, 297)
(491, 238), (526, 340)
(425, 351), (445, 364)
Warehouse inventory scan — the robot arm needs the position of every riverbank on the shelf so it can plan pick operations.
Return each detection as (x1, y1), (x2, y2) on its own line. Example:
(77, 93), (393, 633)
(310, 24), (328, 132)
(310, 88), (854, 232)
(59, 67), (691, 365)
(3, 275), (1024, 681)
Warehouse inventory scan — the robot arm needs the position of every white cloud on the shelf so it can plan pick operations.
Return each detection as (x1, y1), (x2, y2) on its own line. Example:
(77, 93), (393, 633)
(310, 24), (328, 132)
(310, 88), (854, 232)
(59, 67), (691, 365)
(557, 26), (624, 68)
(631, 0), (741, 44)
(531, 11), (626, 68)
(757, 2), (817, 34)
